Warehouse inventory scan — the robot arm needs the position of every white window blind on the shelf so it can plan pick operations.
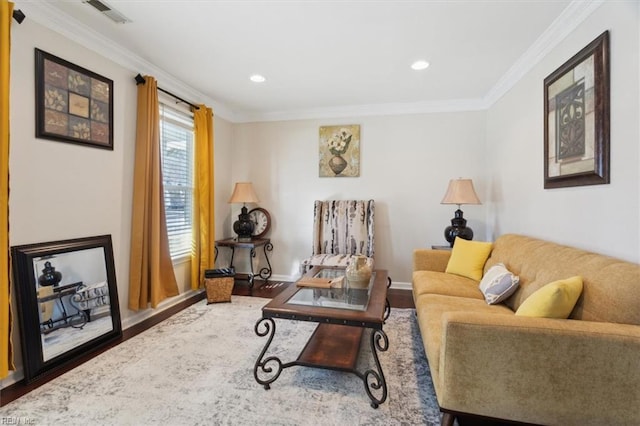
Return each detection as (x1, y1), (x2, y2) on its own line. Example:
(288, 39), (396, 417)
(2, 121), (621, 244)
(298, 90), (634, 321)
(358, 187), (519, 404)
(159, 103), (194, 259)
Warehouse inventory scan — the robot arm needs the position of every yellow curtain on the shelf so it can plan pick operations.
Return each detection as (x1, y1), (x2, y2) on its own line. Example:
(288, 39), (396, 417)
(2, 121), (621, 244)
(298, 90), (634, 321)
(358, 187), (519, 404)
(191, 105), (215, 290)
(0, 0), (15, 379)
(128, 76), (179, 310)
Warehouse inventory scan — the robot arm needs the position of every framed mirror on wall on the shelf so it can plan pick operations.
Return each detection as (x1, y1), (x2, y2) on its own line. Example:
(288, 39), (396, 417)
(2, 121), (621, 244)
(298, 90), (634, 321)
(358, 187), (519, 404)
(12, 234), (122, 384)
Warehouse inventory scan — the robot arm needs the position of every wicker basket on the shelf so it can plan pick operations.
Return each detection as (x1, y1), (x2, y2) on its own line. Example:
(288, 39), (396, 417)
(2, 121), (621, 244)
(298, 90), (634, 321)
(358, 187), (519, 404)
(205, 277), (234, 304)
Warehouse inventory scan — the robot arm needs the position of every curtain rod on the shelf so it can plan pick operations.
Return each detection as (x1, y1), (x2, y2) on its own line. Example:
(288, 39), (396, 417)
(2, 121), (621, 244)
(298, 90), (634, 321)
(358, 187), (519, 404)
(134, 74), (200, 110)
(13, 9), (25, 24)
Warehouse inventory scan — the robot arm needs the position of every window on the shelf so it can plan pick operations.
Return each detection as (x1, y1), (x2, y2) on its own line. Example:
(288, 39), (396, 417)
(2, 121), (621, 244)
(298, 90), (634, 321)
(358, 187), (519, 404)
(159, 103), (194, 259)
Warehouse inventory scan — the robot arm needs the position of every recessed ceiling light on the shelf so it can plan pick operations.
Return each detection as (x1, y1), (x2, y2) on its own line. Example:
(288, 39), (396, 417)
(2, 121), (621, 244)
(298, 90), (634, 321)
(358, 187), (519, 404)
(411, 60), (430, 71)
(249, 74), (266, 83)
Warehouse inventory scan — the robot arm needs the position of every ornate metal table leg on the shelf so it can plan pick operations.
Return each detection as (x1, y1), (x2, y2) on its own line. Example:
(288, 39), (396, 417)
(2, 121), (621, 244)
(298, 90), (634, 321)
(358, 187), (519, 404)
(363, 328), (389, 408)
(248, 248), (257, 289)
(56, 298), (70, 325)
(229, 247), (236, 270)
(384, 276), (392, 322)
(253, 317), (284, 390)
(259, 242), (273, 281)
(69, 294), (89, 329)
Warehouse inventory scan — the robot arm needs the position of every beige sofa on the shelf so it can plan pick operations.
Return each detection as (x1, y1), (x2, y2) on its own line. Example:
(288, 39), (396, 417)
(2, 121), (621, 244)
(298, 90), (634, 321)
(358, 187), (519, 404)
(412, 234), (640, 425)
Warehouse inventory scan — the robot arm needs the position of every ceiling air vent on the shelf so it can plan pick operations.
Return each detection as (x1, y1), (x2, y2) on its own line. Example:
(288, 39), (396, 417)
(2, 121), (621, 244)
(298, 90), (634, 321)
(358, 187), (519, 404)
(83, 0), (131, 24)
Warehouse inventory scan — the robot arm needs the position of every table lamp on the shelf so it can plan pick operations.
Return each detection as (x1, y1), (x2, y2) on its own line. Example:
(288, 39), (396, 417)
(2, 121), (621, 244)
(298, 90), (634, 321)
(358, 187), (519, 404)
(441, 178), (481, 247)
(228, 182), (260, 241)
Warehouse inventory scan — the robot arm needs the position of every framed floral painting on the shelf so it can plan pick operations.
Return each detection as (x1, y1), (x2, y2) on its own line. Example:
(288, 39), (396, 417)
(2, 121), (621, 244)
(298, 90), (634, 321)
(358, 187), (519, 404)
(35, 48), (114, 150)
(319, 124), (360, 177)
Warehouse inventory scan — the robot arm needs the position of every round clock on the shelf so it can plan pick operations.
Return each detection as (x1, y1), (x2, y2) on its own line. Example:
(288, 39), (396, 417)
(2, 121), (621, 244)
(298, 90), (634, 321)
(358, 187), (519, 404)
(248, 207), (271, 238)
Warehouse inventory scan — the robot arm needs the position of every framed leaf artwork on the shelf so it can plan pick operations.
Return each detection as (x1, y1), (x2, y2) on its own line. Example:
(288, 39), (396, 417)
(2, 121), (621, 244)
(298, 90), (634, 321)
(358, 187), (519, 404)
(543, 31), (609, 189)
(35, 48), (114, 150)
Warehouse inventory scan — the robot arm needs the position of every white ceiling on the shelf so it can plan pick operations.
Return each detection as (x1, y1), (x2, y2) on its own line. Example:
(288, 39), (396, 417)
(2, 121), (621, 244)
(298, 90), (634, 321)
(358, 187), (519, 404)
(20, 0), (595, 122)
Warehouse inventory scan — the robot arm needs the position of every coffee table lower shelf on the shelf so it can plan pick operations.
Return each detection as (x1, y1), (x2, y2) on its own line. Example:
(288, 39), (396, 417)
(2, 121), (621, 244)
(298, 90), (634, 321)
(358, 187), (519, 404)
(298, 323), (363, 369)
(254, 320), (388, 408)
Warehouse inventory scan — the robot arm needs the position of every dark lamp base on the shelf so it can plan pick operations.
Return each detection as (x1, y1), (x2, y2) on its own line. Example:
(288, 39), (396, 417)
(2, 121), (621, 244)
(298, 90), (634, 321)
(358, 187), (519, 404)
(444, 209), (474, 247)
(233, 206), (255, 240)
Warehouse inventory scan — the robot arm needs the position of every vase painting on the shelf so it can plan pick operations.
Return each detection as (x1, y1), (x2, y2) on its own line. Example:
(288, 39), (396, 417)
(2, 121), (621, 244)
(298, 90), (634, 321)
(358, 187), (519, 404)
(319, 124), (360, 177)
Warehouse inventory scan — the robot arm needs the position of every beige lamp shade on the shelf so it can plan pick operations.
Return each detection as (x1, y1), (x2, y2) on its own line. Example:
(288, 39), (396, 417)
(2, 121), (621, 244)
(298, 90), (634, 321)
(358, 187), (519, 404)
(441, 179), (481, 206)
(228, 182), (260, 204)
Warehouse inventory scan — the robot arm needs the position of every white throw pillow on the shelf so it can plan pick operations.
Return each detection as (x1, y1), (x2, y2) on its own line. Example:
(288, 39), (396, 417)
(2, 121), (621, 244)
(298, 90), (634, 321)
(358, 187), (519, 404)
(479, 263), (520, 305)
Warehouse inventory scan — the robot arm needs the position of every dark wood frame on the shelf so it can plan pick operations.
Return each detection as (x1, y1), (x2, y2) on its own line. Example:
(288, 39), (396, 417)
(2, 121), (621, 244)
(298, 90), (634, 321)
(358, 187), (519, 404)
(35, 48), (114, 150)
(543, 31), (609, 189)
(11, 235), (122, 384)
(255, 267), (390, 407)
(263, 266), (388, 328)
(248, 207), (271, 239)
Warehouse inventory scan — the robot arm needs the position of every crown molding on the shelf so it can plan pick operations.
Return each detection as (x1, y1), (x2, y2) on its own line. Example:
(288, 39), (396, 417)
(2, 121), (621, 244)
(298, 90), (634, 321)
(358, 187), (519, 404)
(232, 0), (604, 122)
(483, 0), (605, 106)
(234, 98), (489, 123)
(19, 0), (603, 123)
(19, 1), (238, 122)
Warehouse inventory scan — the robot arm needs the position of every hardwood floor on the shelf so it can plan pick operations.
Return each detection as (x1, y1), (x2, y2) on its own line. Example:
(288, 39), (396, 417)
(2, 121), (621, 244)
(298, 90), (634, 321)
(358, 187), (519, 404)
(1, 280), (413, 407)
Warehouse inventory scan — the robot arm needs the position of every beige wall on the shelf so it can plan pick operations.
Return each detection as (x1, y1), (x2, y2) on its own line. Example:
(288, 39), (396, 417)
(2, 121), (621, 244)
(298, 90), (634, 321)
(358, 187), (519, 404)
(228, 112), (487, 284)
(224, 1), (640, 283)
(4, 0), (638, 387)
(10, 20), (136, 320)
(486, 1), (640, 263)
(5, 18), (233, 386)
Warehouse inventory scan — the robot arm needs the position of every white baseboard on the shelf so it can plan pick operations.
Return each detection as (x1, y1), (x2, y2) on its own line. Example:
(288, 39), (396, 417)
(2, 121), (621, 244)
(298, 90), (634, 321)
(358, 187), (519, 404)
(1, 368), (22, 389)
(390, 281), (412, 290)
(120, 289), (205, 330)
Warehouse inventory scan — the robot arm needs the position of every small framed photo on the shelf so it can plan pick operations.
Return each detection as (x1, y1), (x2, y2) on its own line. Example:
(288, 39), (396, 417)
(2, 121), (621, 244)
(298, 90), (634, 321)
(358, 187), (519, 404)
(543, 31), (609, 189)
(35, 48), (114, 150)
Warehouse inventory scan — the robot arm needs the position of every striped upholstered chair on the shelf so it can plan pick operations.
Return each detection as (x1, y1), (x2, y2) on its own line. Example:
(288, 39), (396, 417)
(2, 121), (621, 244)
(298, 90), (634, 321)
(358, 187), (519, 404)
(300, 200), (375, 274)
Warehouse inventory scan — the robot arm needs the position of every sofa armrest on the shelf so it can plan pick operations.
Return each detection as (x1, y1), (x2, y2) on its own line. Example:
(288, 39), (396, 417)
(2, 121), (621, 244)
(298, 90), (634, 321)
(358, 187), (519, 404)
(438, 312), (640, 425)
(413, 249), (451, 272)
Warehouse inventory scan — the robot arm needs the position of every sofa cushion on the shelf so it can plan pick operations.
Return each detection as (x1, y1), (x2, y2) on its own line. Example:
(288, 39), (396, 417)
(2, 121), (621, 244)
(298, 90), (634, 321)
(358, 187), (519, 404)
(414, 293), (513, 396)
(485, 234), (640, 325)
(479, 263), (520, 304)
(516, 276), (583, 319)
(300, 253), (374, 271)
(445, 237), (493, 281)
(413, 270), (484, 300)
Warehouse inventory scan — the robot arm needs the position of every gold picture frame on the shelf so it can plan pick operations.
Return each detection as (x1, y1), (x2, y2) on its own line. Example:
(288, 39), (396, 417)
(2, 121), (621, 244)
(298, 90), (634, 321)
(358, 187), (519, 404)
(35, 48), (114, 150)
(319, 124), (360, 177)
(543, 31), (609, 189)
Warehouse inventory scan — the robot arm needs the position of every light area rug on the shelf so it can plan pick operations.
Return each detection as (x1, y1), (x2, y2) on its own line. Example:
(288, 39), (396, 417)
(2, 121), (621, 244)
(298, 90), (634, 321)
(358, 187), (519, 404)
(0, 296), (442, 425)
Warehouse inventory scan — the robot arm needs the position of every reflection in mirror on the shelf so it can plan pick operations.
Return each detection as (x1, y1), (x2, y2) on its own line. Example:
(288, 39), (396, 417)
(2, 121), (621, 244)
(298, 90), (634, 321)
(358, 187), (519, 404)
(33, 247), (114, 361)
(12, 235), (122, 384)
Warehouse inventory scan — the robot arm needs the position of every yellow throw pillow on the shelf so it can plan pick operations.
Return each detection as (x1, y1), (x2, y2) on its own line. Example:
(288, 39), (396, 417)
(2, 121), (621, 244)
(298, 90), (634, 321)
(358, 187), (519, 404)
(445, 237), (493, 281)
(515, 276), (583, 319)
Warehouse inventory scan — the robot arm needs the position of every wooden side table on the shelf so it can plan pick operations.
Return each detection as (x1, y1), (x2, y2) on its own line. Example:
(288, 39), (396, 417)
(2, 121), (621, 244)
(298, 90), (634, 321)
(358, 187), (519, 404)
(214, 238), (273, 289)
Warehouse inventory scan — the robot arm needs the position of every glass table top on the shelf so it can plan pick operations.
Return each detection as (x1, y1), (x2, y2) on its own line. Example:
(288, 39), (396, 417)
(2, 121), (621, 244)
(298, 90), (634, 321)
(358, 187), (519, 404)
(286, 269), (376, 312)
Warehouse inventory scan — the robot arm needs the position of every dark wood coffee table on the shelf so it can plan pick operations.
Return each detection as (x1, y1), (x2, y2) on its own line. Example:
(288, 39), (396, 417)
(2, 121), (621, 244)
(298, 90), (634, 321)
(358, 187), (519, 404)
(253, 266), (391, 408)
